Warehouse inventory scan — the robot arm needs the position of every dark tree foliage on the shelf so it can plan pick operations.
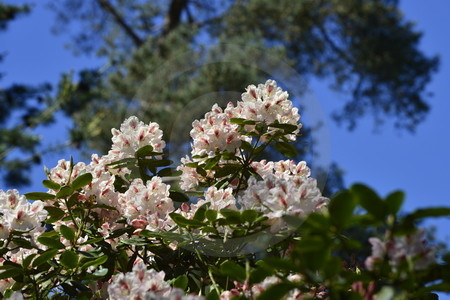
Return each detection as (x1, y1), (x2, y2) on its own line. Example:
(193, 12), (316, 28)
(49, 0), (438, 155)
(0, 0), (439, 187)
(0, 3), (53, 187)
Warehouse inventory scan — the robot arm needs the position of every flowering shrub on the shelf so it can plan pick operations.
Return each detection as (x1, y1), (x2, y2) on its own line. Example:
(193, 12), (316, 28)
(0, 80), (449, 299)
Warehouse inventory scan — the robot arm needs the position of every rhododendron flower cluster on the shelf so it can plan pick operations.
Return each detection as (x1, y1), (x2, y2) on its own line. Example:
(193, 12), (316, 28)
(0, 80), (444, 300)
(365, 230), (436, 272)
(108, 262), (197, 300)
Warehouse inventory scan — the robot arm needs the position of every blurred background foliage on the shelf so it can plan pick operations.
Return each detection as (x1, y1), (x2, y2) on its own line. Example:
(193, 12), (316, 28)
(0, 0), (439, 191)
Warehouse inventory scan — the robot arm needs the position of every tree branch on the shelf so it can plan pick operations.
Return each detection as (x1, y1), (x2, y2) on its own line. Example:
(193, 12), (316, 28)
(96, 0), (143, 46)
(163, 0), (189, 35)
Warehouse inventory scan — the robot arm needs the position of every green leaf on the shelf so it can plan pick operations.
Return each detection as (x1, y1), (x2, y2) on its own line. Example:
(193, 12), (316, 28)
(240, 141), (253, 153)
(44, 206), (65, 222)
(173, 274), (188, 290)
(59, 225), (76, 242)
(169, 213), (204, 228)
(37, 236), (65, 249)
(230, 118), (256, 125)
(56, 186), (74, 198)
(274, 142), (297, 158)
(11, 238), (32, 249)
(80, 237), (104, 245)
(268, 123), (298, 134)
(71, 173), (93, 190)
(385, 190), (404, 215)
(329, 191), (356, 229)
(60, 250), (79, 269)
(157, 168), (182, 177)
(139, 159), (172, 168)
(135, 145), (154, 157)
(24, 192), (55, 201)
(410, 207), (450, 219)
(80, 255), (108, 270)
(22, 253), (37, 269)
(256, 282), (297, 300)
(220, 260), (246, 281)
(0, 267), (23, 280)
(214, 164), (241, 178)
(121, 237), (148, 246)
(42, 180), (61, 190)
(193, 203), (210, 221)
(169, 191), (190, 202)
(220, 209), (241, 224)
(206, 289), (220, 300)
(204, 156), (221, 170)
(196, 166), (207, 177)
(205, 210), (218, 222)
(351, 184), (387, 220)
(32, 249), (59, 267)
(241, 210), (260, 224)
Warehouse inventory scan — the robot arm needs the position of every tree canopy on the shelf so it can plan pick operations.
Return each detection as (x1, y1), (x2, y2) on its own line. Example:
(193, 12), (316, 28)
(0, 0), (439, 187)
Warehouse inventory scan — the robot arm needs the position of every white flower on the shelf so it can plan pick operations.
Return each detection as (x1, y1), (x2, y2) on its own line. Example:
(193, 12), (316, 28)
(108, 263), (172, 300)
(365, 230), (436, 272)
(177, 156), (201, 191)
(0, 190), (48, 234)
(238, 171), (328, 231)
(118, 177), (173, 232)
(190, 103), (243, 157)
(239, 80), (301, 141)
(109, 116), (165, 161)
(48, 159), (86, 186)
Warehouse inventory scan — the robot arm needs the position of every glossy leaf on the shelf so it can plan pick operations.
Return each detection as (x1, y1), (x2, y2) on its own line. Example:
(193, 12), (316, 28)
(24, 192), (55, 201)
(71, 173), (93, 190)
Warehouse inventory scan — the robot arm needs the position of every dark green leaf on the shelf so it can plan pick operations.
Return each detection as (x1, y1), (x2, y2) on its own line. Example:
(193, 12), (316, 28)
(44, 206), (65, 222)
(139, 159), (172, 168)
(169, 191), (190, 202)
(42, 180), (61, 190)
(220, 260), (246, 281)
(329, 191), (356, 229)
(135, 145), (154, 157)
(274, 142), (297, 158)
(410, 207), (450, 219)
(56, 186), (74, 198)
(193, 203), (210, 221)
(205, 210), (218, 222)
(169, 213), (204, 228)
(204, 156), (221, 170)
(214, 164), (241, 178)
(196, 166), (207, 177)
(385, 190), (404, 215)
(230, 118), (255, 125)
(0, 267), (23, 280)
(37, 236), (65, 249)
(268, 123), (298, 134)
(256, 282), (297, 300)
(32, 249), (59, 267)
(24, 192), (55, 201)
(220, 209), (241, 224)
(157, 168), (182, 177)
(59, 225), (76, 242)
(80, 255), (108, 270)
(60, 250), (78, 269)
(240, 141), (253, 153)
(72, 173), (93, 190)
(242, 210), (260, 224)
(173, 274), (188, 290)
(351, 184), (387, 220)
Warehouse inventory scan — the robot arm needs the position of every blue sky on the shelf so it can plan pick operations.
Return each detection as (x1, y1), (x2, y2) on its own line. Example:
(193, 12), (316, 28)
(1, 1), (450, 243)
